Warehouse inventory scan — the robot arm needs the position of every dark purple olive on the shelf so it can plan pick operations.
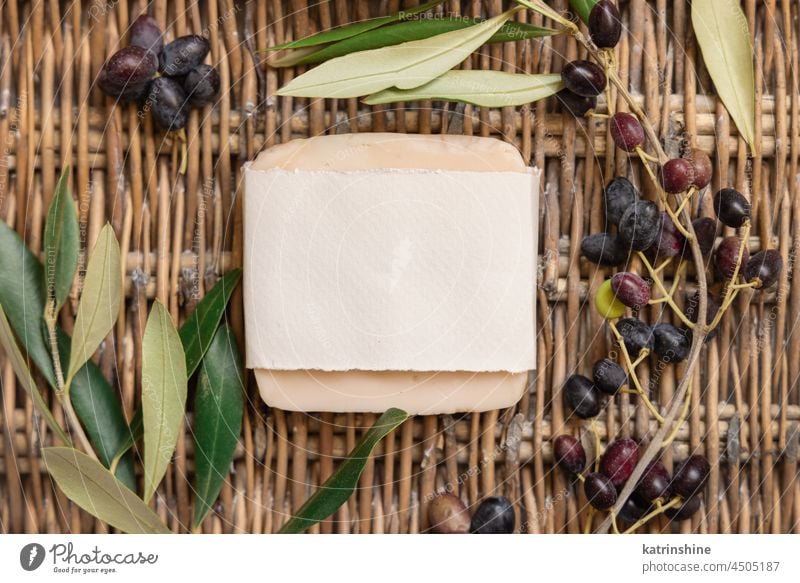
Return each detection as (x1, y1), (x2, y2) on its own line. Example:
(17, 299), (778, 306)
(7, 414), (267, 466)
(690, 217), (717, 257)
(618, 496), (649, 523)
(563, 374), (602, 419)
(562, 60), (607, 97)
(714, 236), (749, 280)
(129, 14), (163, 55)
(617, 318), (654, 357)
(610, 112), (645, 152)
(652, 323), (691, 363)
(659, 159), (695, 194)
(603, 176), (639, 226)
(470, 496), (515, 534)
(589, 0), (622, 48)
(600, 438), (639, 488)
(665, 495), (702, 521)
(618, 201), (661, 251)
(671, 455), (710, 498)
(585, 472), (617, 510)
(592, 358), (627, 395)
(554, 435), (587, 475)
(635, 461), (672, 503)
(97, 46), (158, 99)
(743, 250), (783, 289)
(611, 272), (651, 309)
(146, 76), (189, 131)
(689, 149), (713, 189)
(581, 233), (628, 267)
(184, 64), (220, 107)
(556, 88), (597, 117)
(428, 493), (470, 534)
(160, 35), (211, 77)
(648, 213), (686, 259)
(713, 188), (751, 228)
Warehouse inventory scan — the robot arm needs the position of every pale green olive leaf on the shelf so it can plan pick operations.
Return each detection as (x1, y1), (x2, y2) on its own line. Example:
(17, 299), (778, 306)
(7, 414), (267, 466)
(42, 447), (170, 534)
(691, 0), (755, 150)
(141, 300), (188, 503)
(277, 9), (520, 98)
(365, 71), (563, 107)
(66, 224), (121, 388)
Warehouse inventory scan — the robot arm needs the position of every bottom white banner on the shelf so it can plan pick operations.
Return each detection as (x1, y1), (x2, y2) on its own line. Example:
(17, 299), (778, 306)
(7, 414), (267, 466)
(0, 534), (797, 582)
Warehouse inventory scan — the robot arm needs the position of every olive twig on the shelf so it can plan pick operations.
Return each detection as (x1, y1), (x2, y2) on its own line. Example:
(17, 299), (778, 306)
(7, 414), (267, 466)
(637, 252), (695, 328)
(661, 380), (693, 449)
(622, 497), (682, 534)
(635, 148), (691, 239)
(708, 222), (752, 330)
(608, 322), (665, 424)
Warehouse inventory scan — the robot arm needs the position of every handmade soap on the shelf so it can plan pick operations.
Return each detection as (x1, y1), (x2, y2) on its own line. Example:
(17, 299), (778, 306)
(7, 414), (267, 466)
(244, 133), (538, 414)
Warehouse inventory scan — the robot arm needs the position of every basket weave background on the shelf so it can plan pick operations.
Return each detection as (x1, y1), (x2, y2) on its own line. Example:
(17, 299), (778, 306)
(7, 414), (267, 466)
(0, 0), (799, 534)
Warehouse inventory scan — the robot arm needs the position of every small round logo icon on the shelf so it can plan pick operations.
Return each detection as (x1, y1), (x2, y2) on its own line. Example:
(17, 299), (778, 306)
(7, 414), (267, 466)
(19, 543), (46, 571)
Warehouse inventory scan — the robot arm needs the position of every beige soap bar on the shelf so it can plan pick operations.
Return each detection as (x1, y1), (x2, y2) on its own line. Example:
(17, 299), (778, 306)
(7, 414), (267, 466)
(246, 133), (536, 414)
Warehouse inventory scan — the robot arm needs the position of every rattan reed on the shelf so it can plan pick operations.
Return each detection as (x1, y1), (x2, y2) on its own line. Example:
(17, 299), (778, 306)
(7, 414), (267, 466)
(0, 0), (799, 534)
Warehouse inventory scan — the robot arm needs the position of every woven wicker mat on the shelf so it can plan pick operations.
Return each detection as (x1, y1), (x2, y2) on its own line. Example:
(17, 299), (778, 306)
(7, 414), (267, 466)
(0, 0), (798, 534)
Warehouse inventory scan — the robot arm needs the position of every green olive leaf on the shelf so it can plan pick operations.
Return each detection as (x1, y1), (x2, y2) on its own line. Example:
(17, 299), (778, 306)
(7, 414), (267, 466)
(277, 9), (519, 98)
(43, 168), (79, 313)
(0, 305), (69, 444)
(0, 220), (54, 386)
(365, 71), (564, 107)
(691, 0), (755, 150)
(179, 269), (241, 379)
(271, 19), (557, 67)
(278, 408), (409, 534)
(55, 327), (136, 490)
(267, 0), (446, 51)
(568, 0), (599, 23)
(192, 325), (244, 528)
(108, 408), (143, 474)
(66, 224), (121, 388)
(142, 300), (188, 503)
(42, 447), (170, 534)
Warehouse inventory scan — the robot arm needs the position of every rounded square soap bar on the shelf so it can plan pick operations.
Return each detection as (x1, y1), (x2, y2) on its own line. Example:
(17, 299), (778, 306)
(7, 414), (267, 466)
(245, 133), (537, 414)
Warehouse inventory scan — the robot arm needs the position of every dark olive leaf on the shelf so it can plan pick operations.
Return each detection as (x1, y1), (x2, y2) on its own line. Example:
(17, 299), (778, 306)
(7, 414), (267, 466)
(569, 0), (599, 23)
(267, 0), (445, 51)
(42, 447), (169, 534)
(43, 168), (79, 312)
(271, 19), (557, 67)
(0, 306), (69, 444)
(0, 220), (54, 386)
(278, 408), (409, 534)
(57, 328), (136, 490)
(179, 269), (242, 378)
(192, 325), (244, 528)
(108, 408), (143, 472)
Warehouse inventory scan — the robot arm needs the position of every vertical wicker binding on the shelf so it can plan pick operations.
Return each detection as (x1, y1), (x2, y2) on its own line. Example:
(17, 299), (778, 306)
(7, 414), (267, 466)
(0, 0), (798, 534)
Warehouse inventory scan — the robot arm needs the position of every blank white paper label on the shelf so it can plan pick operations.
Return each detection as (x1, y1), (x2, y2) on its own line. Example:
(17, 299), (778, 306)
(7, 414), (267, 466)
(244, 168), (538, 372)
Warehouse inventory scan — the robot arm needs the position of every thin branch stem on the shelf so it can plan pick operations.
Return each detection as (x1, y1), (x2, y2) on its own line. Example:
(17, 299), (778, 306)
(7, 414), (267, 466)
(622, 497), (681, 534)
(638, 252), (695, 328)
(608, 322), (665, 423)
